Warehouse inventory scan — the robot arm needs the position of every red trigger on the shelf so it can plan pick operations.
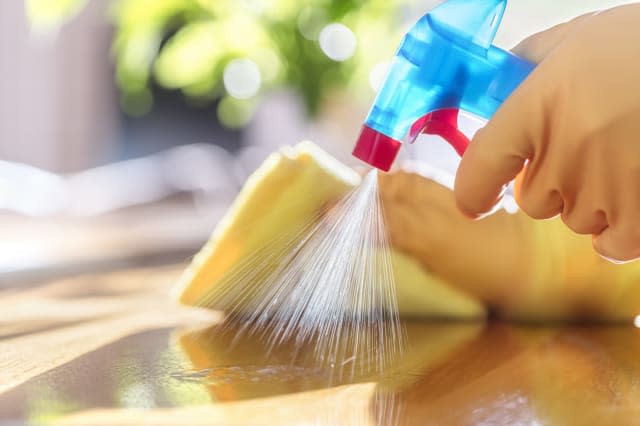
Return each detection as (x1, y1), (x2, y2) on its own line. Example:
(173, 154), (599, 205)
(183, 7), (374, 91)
(409, 108), (470, 157)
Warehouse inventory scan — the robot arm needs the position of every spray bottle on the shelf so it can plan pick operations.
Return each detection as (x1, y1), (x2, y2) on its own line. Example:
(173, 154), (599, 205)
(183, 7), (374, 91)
(352, 0), (535, 171)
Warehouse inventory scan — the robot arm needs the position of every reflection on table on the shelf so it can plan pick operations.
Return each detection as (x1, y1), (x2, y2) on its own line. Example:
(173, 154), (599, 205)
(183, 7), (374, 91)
(3, 265), (640, 425)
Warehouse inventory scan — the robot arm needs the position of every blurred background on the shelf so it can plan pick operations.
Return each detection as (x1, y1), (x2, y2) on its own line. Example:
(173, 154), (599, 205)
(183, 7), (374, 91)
(0, 0), (635, 282)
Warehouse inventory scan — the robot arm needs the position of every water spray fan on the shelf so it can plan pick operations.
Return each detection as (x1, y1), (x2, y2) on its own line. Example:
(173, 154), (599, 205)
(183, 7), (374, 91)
(352, 0), (535, 171)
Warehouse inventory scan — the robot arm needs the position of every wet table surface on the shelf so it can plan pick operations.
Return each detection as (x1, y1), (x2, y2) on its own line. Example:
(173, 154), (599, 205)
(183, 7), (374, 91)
(3, 263), (640, 426)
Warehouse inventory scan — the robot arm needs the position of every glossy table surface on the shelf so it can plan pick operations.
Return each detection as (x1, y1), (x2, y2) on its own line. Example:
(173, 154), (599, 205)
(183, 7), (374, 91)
(3, 263), (640, 426)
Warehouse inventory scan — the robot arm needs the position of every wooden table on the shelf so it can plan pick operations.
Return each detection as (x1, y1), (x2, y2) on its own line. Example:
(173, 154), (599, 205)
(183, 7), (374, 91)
(3, 258), (640, 426)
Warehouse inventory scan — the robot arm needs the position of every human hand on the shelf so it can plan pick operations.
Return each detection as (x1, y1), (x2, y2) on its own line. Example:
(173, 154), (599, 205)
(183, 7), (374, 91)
(380, 168), (640, 321)
(454, 4), (640, 262)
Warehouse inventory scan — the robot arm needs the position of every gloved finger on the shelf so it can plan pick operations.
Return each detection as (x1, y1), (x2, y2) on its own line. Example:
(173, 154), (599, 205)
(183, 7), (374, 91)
(512, 13), (597, 63)
(592, 179), (640, 262)
(557, 180), (609, 235)
(592, 225), (640, 263)
(454, 74), (545, 218)
(454, 9), (605, 221)
(561, 206), (608, 236)
(514, 169), (565, 220)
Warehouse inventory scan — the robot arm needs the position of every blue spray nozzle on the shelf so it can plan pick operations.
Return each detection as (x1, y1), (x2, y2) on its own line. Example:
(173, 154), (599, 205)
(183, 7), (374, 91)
(352, 0), (535, 171)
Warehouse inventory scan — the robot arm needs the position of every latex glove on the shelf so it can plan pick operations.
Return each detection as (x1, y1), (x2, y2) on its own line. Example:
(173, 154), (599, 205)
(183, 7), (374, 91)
(454, 4), (640, 263)
(381, 168), (640, 321)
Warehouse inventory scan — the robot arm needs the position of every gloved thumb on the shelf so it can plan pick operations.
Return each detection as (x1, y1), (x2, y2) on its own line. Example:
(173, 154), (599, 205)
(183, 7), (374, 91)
(454, 14), (594, 219)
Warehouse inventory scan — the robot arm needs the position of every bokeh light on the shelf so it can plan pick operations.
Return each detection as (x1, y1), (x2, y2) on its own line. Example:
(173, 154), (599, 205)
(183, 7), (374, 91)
(106, 0), (407, 123)
(319, 23), (357, 62)
(297, 6), (327, 41)
(223, 58), (262, 99)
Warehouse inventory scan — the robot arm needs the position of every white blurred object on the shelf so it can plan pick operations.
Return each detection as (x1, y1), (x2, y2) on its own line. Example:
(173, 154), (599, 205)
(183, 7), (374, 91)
(319, 23), (357, 61)
(0, 144), (240, 218)
(0, 161), (66, 216)
(223, 58), (262, 99)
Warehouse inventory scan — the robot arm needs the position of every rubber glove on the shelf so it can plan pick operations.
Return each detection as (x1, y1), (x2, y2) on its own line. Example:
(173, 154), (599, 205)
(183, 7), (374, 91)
(381, 168), (640, 321)
(454, 4), (640, 263)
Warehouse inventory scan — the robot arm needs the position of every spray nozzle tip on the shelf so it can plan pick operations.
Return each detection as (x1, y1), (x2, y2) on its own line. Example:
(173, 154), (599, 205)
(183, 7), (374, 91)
(352, 126), (401, 172)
